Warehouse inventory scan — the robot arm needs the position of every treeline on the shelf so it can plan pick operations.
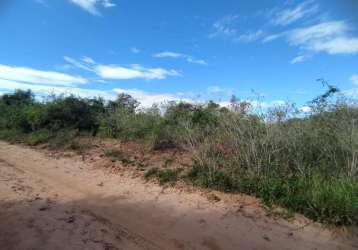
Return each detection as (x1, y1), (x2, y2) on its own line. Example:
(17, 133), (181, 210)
(0, 90), (225, 148)
(0, 85), (357, 225)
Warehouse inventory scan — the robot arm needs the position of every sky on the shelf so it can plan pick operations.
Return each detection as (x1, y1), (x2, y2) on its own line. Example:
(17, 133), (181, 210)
(0, 0), (358, 108)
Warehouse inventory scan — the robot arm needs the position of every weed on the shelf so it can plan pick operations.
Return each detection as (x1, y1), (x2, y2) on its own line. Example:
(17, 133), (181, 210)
(25, 129), (51, 146)
(144, 167), (159, 179)
(145, 167), (179, 185)
(104, 149), (124, 161)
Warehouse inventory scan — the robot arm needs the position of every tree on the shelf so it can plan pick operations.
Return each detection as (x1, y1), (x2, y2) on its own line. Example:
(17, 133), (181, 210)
(108, 93), (139, 113)
(310, 79), (339, 112)
(0, 89), (34, 106)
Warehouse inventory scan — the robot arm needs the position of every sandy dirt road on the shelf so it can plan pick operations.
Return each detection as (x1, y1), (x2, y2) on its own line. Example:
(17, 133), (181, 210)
(0, 141), (357, 250)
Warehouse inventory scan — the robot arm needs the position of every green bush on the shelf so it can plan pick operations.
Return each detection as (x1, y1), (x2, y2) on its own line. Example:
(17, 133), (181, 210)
(41, 96), (101, 132)
(0, 129), (26, 143)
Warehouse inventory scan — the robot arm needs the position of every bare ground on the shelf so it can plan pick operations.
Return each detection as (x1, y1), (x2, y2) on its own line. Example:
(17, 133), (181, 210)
(0, 141), (357, 250)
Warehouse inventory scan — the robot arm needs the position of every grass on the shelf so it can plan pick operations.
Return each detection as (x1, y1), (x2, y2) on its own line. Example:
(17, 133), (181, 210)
(0, 129), (25, 143)
(24, 129), (52, 146)
(145, 167), (179, 185)
(104, 149), (124, 161)
(185, 166), (358, 225)
(104, 148), (134, 165)
(0, 128), (87, 154)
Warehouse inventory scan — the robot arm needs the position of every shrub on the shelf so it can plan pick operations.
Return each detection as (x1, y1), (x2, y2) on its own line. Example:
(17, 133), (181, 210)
(42, 96), (101, 132)
(100, 103), (162, 141)
(0, 129), (25, 143)
(46, 129), (79, 148)
(183, 83), (358, 225)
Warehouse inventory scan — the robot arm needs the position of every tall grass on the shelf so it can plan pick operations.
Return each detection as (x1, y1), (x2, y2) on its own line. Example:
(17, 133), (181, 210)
(183, 91), (358, 225)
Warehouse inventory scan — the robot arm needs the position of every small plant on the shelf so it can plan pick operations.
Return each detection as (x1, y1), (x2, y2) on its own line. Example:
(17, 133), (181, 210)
(104, 148), (135, 165)
(136, 162), (147, 171)
(0, 129), (25, 143)
(104, 149), (124, 161)
(144, 167), (179, 185)
(207, 193), (221, 203)
(265, 207), (294, 221)
(47, 129), (78, 149)
(144, 167), (159, 179)
(25, 129), (51, 146)
(157, 169), (178, 185)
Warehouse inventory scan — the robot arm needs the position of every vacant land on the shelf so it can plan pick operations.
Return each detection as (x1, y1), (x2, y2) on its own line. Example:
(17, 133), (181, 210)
(1, 89), (358, 226)
(0, 141), (357, 250)
(1, 88), (358, 227)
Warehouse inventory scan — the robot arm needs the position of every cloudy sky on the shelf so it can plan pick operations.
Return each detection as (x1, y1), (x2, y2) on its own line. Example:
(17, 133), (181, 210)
(0, 0), (358, 107)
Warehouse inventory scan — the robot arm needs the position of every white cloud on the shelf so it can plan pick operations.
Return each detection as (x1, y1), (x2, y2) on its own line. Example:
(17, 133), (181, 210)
(0, 79), (115, 99)
(0, 77), (300, 111)
(265, 21), (358, 56)
(262, 33), (284, 43)
(0, 64), (87, 87)
(218, 99), (288, 110)
(272, 0), (318, 26)
(300, 106), (312, 113)
(186, 57), (207, 65)
(69, 0), (99, 15)
(209, 15), (239, 39)
(287, 21), (358, 55)
(351, 75), (358, 85)
(63, 56), (180, 80)
(212, 2), (358, 61)
(210, 15), (263, 44)
(0, 78), (191, 108)
(235, 30), (264, 43)
(288, 21), (347, 45)
(69, 0), (115, 15)
(290, 54), (310, 64)
(153, 51), (184, 58)
(0, 67), (294, 111)
(95, 64), (180, 80)
(211, 2), (317, 42)
(0, 77), (188, 108)
(102, 0), (115, 8)
(153, 51), (207, 65)
(308, 37), (358, 54)
(64, 56), (94, 71)
(113, 88), (190, 107)
(0, 63), (109, 99)
(82, 56), (95, 64)
(216, 101), (231, 107)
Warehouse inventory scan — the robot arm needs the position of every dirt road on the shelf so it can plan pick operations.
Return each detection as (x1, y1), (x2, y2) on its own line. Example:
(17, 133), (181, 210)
(0, 141), (357, 250)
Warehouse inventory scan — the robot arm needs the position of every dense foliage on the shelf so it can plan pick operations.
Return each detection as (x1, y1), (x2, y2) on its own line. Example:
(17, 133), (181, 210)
(0, 86), (357, 225)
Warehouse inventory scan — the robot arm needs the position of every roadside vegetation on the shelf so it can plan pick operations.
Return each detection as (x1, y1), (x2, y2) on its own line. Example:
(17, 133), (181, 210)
(0, 80), (357, 226)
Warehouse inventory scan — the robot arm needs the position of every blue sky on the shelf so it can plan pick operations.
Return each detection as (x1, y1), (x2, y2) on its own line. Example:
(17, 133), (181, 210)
(0, 0), (358, 108)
